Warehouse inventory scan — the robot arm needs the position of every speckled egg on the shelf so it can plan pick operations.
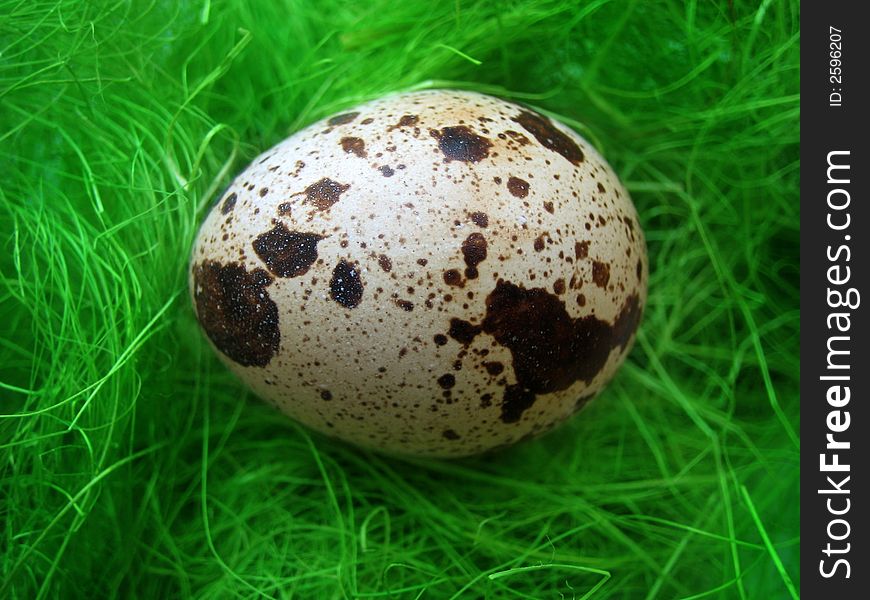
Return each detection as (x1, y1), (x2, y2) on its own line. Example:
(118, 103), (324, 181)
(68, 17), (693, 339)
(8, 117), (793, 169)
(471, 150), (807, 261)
(189, 89), (647, 457)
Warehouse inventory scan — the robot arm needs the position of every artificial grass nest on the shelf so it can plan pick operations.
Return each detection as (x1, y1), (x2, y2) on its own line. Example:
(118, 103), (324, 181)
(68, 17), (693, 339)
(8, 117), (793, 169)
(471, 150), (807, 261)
(1, 0), (799, 598)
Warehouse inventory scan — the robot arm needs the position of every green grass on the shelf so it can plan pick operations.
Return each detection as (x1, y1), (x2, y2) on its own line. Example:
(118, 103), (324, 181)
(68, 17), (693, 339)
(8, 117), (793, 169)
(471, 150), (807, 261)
(1, 0), (799, 597)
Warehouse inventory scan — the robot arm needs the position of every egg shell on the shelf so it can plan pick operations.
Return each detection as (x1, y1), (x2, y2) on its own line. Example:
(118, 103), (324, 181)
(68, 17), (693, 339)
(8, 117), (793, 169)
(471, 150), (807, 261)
(189, 89), (648, 458)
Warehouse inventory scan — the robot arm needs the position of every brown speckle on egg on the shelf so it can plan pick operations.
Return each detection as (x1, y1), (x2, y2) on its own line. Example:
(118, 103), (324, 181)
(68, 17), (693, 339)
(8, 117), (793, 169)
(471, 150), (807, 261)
(299, 178), (349, 212)
(437, 373), (456, 389)
(469, 211), (489, 227)
(461, 233), (487, 279)
(220, 192), (237, 215)
(389, 114), (419, 130)
(507, 177), (530, 198)
(252, 224), (324, 278)
(329, 259), (364, 308)
(443, 269), (464, 287)
(512, 110), (585, 165)
(592, 261), (611, 288)
(378, 254), (392, 272)
(340, 136), (367, 158)
(430, 125), (493, 163)
(328, 112), (360, 126)
(192, 260), (279, 367)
